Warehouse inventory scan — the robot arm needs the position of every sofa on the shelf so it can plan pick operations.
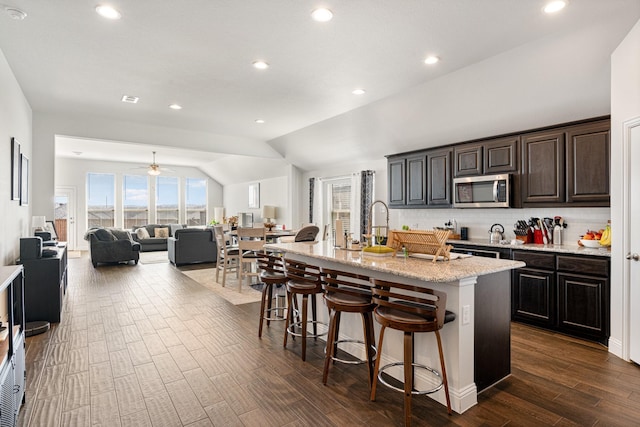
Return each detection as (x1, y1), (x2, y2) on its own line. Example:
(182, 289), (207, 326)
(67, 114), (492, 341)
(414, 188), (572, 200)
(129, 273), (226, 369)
(85, 228), (141, 267)
(168, 228), (217, 266)
(132, 224), (185, 252)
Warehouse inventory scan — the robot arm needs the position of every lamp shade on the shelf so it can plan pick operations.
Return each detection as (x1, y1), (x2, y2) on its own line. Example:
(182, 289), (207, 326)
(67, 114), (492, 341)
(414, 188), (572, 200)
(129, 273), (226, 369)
(262, 205), (276, 221)
(32, 216), (46, 230)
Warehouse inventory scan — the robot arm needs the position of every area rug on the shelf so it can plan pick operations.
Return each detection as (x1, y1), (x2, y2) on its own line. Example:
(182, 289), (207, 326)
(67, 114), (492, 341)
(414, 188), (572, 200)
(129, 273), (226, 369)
(180, 267), (263, 305)
(139, 251), (170, 264)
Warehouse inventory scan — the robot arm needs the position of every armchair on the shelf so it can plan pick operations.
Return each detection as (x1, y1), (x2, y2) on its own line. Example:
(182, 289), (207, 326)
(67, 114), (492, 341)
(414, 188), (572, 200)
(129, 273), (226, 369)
(168, 228), (217, 266)
(85, 228), (141, 268)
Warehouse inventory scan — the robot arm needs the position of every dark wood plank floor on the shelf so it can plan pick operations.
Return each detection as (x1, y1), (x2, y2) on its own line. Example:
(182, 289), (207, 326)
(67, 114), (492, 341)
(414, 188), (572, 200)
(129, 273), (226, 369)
(18, 253), (640, 426)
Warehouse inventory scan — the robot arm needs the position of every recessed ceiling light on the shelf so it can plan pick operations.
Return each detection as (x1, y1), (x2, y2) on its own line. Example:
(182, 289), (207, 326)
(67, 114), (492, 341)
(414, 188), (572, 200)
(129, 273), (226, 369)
(169, 104), (182, 110)
(543, 0), (567, 14)
(121, 95), (139, 104)
(311, 8), (333, 22)
(95, 4), (121, 20)
(4, 7), (27, 20)
(352, 89), (366, 95)
(424, 56), (440, 65)
(252, 60), (269, 70)
(255, 119), (265, 124)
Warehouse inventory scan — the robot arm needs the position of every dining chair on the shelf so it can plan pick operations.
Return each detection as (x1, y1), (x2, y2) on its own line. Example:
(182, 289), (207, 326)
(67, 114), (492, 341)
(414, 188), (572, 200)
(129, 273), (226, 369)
(237, 226), (266, 292)
(212, 225), (239, 287)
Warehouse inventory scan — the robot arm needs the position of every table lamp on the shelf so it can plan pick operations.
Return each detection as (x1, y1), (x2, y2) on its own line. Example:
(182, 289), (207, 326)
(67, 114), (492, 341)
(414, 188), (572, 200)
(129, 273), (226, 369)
(32, 215), (46, 233)
(262, 205), (276, 231)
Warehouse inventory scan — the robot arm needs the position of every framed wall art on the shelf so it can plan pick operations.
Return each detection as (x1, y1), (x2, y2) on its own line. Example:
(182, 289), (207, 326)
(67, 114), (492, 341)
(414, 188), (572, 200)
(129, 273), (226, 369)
(20, 153), (29, 206)
(11, 137), (20, 201)
(248, 182), (260, 209)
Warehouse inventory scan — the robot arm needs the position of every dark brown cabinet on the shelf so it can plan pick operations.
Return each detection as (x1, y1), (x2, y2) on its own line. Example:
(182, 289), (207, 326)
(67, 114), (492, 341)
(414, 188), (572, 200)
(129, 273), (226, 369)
(511, 250), (610, 344)
(557, 255), (609, 344)
(426, 148), (452, 206)
(388, 157), (406, 206)
(521, 129), (566, 204)
(566, 120), (610, 205)
(511, 251), (556, 328)
(454, 136), (519, 177)
(387, 148), (451, 208)
(406, 153), (426, 205)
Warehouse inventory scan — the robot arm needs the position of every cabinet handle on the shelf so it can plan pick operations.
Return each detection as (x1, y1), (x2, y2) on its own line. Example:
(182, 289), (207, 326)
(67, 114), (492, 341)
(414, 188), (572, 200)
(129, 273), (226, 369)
(627, 253), (640, 261)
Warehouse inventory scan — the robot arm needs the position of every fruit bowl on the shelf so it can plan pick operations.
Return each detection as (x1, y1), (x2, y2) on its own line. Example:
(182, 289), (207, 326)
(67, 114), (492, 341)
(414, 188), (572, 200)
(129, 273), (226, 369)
(580, 239), (601, 248)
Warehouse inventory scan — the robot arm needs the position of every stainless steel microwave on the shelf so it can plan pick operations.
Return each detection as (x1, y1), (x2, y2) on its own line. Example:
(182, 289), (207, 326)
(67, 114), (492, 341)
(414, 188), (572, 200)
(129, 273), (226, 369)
(452, 174), (511, 208)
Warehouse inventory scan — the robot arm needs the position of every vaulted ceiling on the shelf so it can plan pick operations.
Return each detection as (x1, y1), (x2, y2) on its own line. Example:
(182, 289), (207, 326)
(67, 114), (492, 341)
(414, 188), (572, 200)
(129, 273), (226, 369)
(1, 1), (639, 184)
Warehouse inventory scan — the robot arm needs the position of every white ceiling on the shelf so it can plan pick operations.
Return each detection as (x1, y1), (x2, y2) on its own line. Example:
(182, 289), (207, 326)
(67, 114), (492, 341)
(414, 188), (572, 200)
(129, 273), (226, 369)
(1, 1), (639, 180)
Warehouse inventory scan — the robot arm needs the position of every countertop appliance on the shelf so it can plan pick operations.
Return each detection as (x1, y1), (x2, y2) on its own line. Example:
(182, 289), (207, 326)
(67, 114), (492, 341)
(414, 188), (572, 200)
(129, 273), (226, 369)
(453, 174), (511, 208)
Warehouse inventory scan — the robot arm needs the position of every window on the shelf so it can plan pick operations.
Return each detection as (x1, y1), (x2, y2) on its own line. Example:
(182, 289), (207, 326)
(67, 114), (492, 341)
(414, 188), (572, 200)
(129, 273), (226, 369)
(326, 178), (351, 239)
(87, 173), (115, 228)
(186, 177), (207, 226)
(123, 175), (149, 229)
(156, 176), (179, 224)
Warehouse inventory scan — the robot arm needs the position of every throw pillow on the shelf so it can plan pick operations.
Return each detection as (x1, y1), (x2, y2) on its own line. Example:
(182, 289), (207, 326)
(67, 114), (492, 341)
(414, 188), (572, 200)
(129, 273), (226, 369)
(136, 227), (150, 240)
(155, 227), (169, 238)
(95, 228), (117, 242)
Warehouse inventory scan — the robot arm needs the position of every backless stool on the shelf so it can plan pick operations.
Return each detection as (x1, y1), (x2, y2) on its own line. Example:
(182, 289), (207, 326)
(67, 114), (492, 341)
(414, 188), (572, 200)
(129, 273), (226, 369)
(370, 278), (455, 426)
(283, 258), (327, 361)
(257, 254), (288, 338)
(320, 268), (377, 389)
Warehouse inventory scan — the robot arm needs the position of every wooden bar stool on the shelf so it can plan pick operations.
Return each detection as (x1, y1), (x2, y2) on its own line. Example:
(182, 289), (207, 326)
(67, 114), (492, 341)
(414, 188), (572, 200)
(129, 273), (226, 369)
(283, 258), (327, 361)
(370, 278), (455, 426)
(320, 268), (377, 389)
(256, 254), (288, 338)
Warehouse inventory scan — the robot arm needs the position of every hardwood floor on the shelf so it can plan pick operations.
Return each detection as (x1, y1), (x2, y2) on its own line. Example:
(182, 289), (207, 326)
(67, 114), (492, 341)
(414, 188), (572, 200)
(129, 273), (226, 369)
(18, 254), (640, 426)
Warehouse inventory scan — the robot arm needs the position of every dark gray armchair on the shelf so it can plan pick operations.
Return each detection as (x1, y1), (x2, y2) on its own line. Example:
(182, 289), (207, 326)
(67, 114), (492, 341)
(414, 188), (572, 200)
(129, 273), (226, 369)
(85, 228), (141, 267)
(168, 228), (217, 266)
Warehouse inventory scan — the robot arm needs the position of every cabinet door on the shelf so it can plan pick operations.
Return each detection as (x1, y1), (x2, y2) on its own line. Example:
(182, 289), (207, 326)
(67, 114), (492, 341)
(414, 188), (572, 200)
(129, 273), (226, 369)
(388, 158), (406, 206)
(558, 273), (609, 343)
(454, 144), (482, 177)
(512, 268), (556, 327)
(566, 120), (610, 205)
(484, 136), (519, 174)
(406, 153), (426, 205)
(521, 130), (565, 204)
(426, 148), (452, 206)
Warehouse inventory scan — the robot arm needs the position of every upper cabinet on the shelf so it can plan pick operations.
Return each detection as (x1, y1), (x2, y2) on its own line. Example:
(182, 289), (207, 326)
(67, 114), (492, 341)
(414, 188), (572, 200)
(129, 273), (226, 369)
(387, 147), (452, 208)
(387, 116), (609, 209)
(521, 119), (610, 207)
(566, 120), (610, 205)
(454, 136), (519, 177)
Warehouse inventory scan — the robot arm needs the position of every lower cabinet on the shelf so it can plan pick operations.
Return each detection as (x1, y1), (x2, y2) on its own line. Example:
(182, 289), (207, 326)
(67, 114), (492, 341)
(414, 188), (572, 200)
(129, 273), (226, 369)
(512, 250), (610, 344)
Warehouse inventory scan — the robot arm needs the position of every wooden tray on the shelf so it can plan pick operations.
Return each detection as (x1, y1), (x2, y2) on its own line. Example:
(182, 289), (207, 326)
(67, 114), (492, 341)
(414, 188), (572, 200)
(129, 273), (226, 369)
(387, 229), (453, 263)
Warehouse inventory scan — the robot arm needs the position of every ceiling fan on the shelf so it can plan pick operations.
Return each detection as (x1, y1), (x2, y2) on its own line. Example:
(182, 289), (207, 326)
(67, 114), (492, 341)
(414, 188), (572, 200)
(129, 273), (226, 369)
(132, 151), (173, 175)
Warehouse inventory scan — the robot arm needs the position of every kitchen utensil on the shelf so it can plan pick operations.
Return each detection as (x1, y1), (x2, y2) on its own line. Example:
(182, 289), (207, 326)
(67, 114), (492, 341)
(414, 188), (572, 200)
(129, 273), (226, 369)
(489, 223), (504, 243)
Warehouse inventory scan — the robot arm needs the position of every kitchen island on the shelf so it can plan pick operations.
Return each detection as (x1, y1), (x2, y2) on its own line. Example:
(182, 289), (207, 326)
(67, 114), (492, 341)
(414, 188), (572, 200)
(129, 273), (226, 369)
(265, 240), (525, 414)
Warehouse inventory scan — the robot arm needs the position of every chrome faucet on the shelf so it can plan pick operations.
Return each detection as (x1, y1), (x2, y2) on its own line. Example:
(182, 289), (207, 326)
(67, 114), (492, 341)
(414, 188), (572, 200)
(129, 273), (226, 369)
(365, 200), (389, 246)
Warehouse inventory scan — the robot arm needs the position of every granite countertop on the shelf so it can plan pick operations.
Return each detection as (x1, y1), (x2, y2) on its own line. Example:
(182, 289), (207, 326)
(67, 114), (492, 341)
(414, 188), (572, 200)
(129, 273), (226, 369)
(447, 239), (611, 257)
(265, 241), (524, 283)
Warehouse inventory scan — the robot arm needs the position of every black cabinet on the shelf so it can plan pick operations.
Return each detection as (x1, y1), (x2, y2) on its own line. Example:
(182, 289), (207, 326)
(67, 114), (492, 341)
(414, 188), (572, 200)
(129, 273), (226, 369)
(387, 148), (451, 208)
(566, 120), (610, 205)
(511, 250), (610, 344)
(453, 144), (483, 177)
(388, 157), (406, 206)
(454, 135), (519, 177)
(511, 251), (556, 328)
(19, 245), (67, 323)
(521, 130), (566, 205)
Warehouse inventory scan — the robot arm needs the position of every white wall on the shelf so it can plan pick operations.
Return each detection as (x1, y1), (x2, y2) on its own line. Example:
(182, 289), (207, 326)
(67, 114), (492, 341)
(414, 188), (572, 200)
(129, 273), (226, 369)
(0, 49), (32, 266)
(610, 18), (640, 359)
(223, 176), (289, 227)
(56, 157), (222, 250)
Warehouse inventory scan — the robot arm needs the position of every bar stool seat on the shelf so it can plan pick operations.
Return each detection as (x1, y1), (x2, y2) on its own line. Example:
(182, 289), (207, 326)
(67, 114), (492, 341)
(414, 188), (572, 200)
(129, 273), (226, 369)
(370, 278), (454, 427)
(321, 268), (377, 390)
(257, 254), (288, 338)
(283, 259), (327, 361)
